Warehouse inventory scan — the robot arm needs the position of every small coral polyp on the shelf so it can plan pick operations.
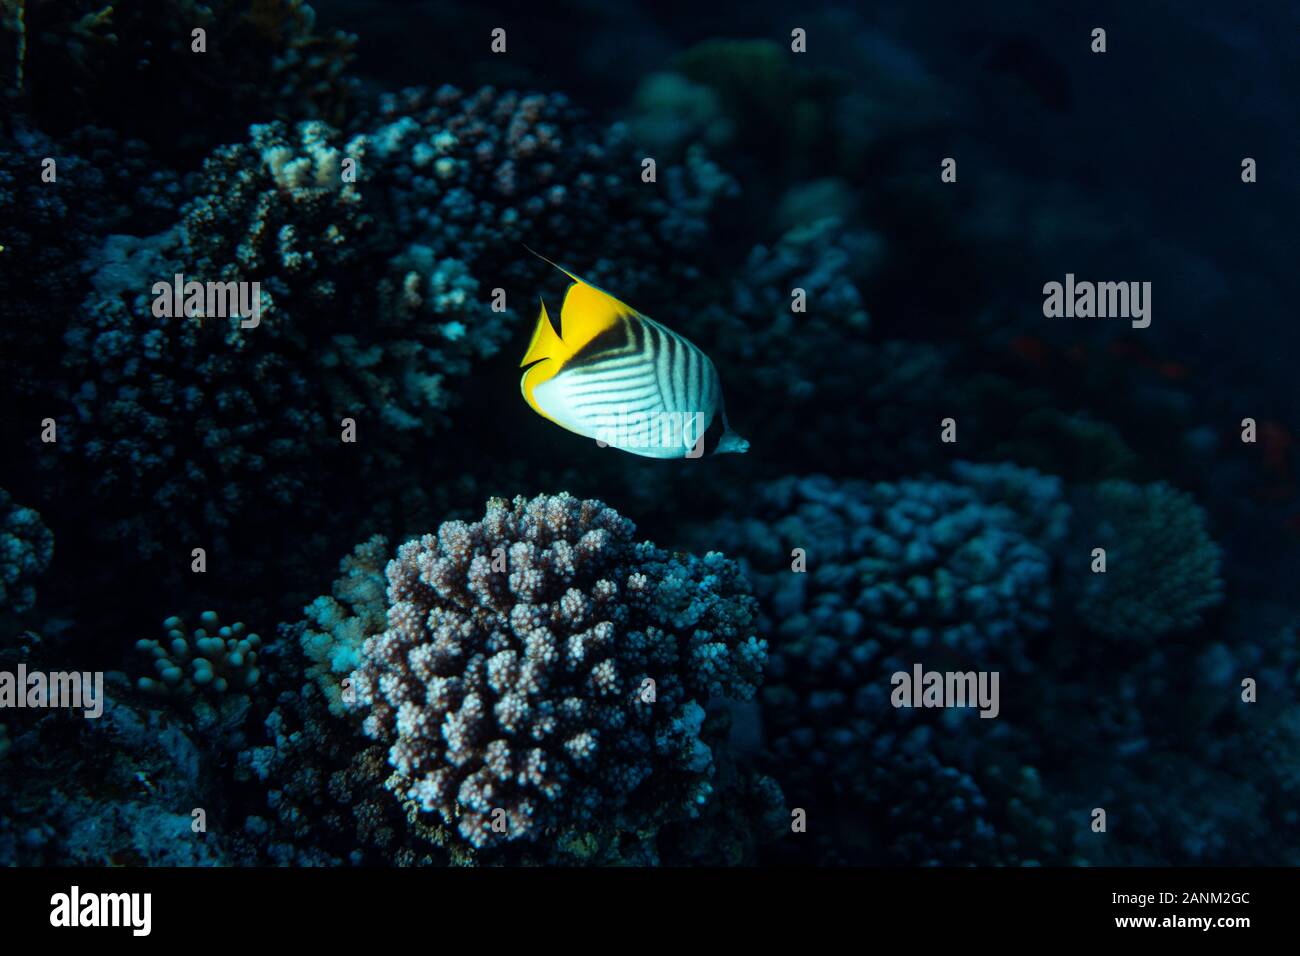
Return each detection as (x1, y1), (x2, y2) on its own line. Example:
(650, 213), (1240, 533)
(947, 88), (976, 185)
(348, 493), (766, 851)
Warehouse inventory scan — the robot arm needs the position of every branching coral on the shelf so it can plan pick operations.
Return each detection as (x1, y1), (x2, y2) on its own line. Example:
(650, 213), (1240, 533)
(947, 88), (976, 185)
(236, 679), (411, 866)
(1071, 480), (1223, 640)
(183, 119), (371, 308)
(361, 84), (735, 299)
(722, 217), (875, 373)
(692, 217), (956, 478)
(692, 466), (1065, 862)
(704, 466), (1060, 678)
(0, 125), (176, 405)
(0, 487), (52, 614)
(348, 493), (766, 852)
(239, 534), (461, 866)
(58, 228), (331, 559)
(852, 725), (1060, 865)
(0, 678), (234, 865)
(134, 611), (265, 747)
(296, 534), (389, 715)
(136, 612), (263, 697)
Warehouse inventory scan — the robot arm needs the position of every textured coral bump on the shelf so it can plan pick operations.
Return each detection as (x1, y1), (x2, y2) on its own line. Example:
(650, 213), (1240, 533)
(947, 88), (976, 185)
(348, 493), (765, 850)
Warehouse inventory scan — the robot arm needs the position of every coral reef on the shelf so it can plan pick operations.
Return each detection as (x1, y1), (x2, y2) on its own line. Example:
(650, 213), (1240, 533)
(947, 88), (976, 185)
(692, 216), (959, 479)
(49, 86), (733, 567)
(360, 84), (736, 312)
(692, 466), (1067, 862)
(58, 227), (332, 560)
(0, 487), (52, 614)
(668, 39), (841, 181)
(0, 0), (1290, 872)
(1070, 480), (1223, 641)
(235, 678), (416, 866)
(349, 493), (766, 853)
(0, 0), (357, 158)
(136, 612), (263, 698)
(296, 534), (389, 715)
(0, 125), (177, 405)
(853, 726), (1061, 865)
(134, 612), (263, 749)
(991, 408), (1141, 482)
(0, 676), (233, 865)
(626, 71), (734, 161)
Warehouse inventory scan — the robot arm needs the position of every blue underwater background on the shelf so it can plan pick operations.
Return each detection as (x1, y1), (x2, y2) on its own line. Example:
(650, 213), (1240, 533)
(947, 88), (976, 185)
(1, 0), (1298, 865)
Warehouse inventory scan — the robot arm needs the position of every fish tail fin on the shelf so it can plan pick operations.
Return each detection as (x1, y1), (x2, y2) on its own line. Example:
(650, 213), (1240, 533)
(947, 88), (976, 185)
(715, 429), (750, 455)
(520, 299), (562, 368)
(717, 426), (748, 455)
(715, 407), (749, 455)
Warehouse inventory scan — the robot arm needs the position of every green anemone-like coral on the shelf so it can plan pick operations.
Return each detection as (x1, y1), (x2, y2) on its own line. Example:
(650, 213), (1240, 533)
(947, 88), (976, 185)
(1073, 480), (1223, 640)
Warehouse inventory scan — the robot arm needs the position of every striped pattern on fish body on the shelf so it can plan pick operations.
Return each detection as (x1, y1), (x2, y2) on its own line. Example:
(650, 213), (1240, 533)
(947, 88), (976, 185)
(519, 256), (748, 459)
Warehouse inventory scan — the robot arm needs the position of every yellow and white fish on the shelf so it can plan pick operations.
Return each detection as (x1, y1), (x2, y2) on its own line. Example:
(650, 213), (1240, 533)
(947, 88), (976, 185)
(519, 255), (748, 459)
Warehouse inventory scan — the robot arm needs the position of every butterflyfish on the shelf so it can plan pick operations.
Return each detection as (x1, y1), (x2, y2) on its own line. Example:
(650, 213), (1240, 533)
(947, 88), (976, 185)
(519, 255), (748, 459)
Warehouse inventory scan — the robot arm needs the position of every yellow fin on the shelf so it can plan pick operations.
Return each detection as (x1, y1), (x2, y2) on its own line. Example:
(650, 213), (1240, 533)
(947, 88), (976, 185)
(524, 246), (635, 348)
(520, 299), (562, 368)
(558, 279), (631, 348)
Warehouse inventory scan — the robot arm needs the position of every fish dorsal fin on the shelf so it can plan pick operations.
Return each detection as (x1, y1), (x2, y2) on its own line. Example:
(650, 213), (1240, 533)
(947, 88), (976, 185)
(559, 277), (634, 347)
(520, 299), (562, 368)
(525, 247), (636, 348)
